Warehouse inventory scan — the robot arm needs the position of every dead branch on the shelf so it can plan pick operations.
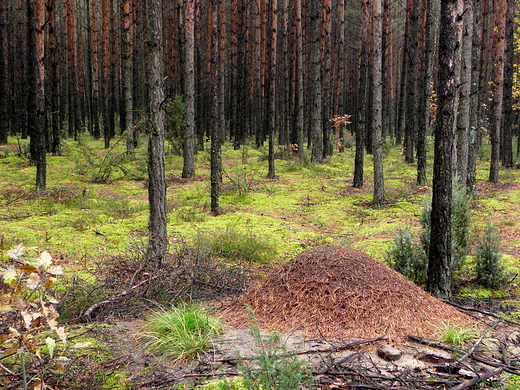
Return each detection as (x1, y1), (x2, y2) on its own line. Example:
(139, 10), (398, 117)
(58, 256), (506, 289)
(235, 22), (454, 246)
(210, 336), (388, 363)
(443, 299), (520, 327)
(449, 367), (502, 390)
(409, 334), (520, 375)
(454, 321), (500, 366)
(80, 274), (160, 320)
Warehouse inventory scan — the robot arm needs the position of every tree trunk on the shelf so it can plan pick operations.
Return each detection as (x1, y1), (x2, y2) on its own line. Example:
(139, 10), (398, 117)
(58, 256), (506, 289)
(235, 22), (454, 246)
(455, 0), (473, 185)
(427, 0), (463, 298)
(147, 0), (168, 263)
(210, 0), (221, 215)
(27, 0), (46, 192)
(488, 0), (506, 183)
(404, 0), (420, 164)
(372, 0), (384, 208)
(321, 0), (332, 159)
(295, 0), (305, 161)
(416, 0), (434, 185)
(309, 0), (323, 162)
(501, 0), (514, 168)
(353, 0), (370, 188)
(266, 0), (278, 179)
(0, 0), (7, 144)
(122, 0), (135, 158)
(467, 0), (482, 191)
(182, 0), (196, 178)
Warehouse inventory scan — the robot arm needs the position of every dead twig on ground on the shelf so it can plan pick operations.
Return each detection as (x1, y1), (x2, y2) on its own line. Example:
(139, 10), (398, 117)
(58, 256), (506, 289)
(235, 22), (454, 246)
(81, 274), (160, 320)
(409, 334), (520, 375)
(443, 299), (520, 327)
(210, 336), (389, 364)
(449, 367), (502, 390)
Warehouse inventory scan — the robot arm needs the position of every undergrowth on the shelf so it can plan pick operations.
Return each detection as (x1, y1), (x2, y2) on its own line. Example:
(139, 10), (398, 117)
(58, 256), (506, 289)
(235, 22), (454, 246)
(139, 302), (222, 363)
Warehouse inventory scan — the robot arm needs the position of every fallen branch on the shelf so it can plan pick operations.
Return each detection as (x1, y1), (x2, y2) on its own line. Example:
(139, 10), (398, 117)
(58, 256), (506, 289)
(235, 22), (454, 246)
(443, 300), (520, 327)
(81, 274), (160, 320)
(408, 335), (520, 375)
(450, 367), (502, 390)
(210, 336), (388, 363)
(454, 321), (500, 366)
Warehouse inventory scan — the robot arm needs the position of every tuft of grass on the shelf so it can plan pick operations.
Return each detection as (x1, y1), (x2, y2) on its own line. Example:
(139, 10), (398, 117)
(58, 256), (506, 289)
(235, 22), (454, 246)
(191, 225), (278, 263)
(140, 303), (222, 362)
(435, 322), (477, 347)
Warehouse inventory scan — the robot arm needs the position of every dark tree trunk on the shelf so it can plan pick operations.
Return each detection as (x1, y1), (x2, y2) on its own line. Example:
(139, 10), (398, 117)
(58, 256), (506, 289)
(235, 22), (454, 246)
(321, 0), (332, 159)
(147, 0), (168, 263)
(404, 0), (420, 164)
(416, 0), (434, 185)
(353, 0), (369, 188)
(295, 0), (305, 161)
(427, 0), (463, 298)
(210, 0), (221, 215)
(266, 0), (278, 179)
(309, 0), (323, 162)
(501, 0), (514, 168)
(182, 0), (196, 178)
(0, 0), (7, 144)
(122, 0), (135, 158)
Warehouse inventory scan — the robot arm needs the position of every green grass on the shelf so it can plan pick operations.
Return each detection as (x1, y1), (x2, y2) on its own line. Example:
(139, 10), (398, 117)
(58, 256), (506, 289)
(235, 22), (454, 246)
(140, 303), (222, 362)
(435, 321), (477, 347)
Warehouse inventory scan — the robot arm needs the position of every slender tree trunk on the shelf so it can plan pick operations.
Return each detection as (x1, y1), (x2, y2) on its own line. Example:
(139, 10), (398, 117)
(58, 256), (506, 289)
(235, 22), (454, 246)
(147, 0), (168, 263)
(182, 0), (196, 178)
(501, 0), (514, 168)
(91, 0), (101, 139)
(295, 0), (305, 161)
(309, 0), (323, 162)
(210, 0), (221, 215)
(488, 0), (506, 183)
(372, 0), (384, 208)
(416, 0), (434, 185)
(27, 0), (46, 192)
(467, 0), (482, 191)
(66, 0), (79, 139)
(404, 0), (420, 163)
(321, 0), (332, 159)
(0, 0), (7, 144)
(427, 0), (463, 297)
(455, 0), (473, 185)
(267, 0), (278, 178)
(122, 0), (135, 158)
(353, 0), (369, 188)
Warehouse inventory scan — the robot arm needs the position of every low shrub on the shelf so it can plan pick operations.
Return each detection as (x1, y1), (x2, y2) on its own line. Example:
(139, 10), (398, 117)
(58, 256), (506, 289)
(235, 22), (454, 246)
(475, 222), (507, 289)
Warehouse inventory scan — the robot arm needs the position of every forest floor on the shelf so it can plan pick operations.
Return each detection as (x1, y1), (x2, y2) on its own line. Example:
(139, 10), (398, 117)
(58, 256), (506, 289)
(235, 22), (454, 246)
(2, 136), (520, 388)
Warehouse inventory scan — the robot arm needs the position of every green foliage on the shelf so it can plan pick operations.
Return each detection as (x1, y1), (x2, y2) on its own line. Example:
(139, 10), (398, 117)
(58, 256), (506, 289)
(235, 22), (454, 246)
(70, 136), (129, 183)
(165, 95), (186, 155)
(475, 222), (507, 289)
(0, 245), (68, 389)
(232, 324), (315, 390)
(386, 226), (428, 286)
(391, 182), (473, 286)
(451, 182), (472, 274)
(191, 225), (277, 263)
(140, 302), (222, 362)
(435, 321), (477, 347)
